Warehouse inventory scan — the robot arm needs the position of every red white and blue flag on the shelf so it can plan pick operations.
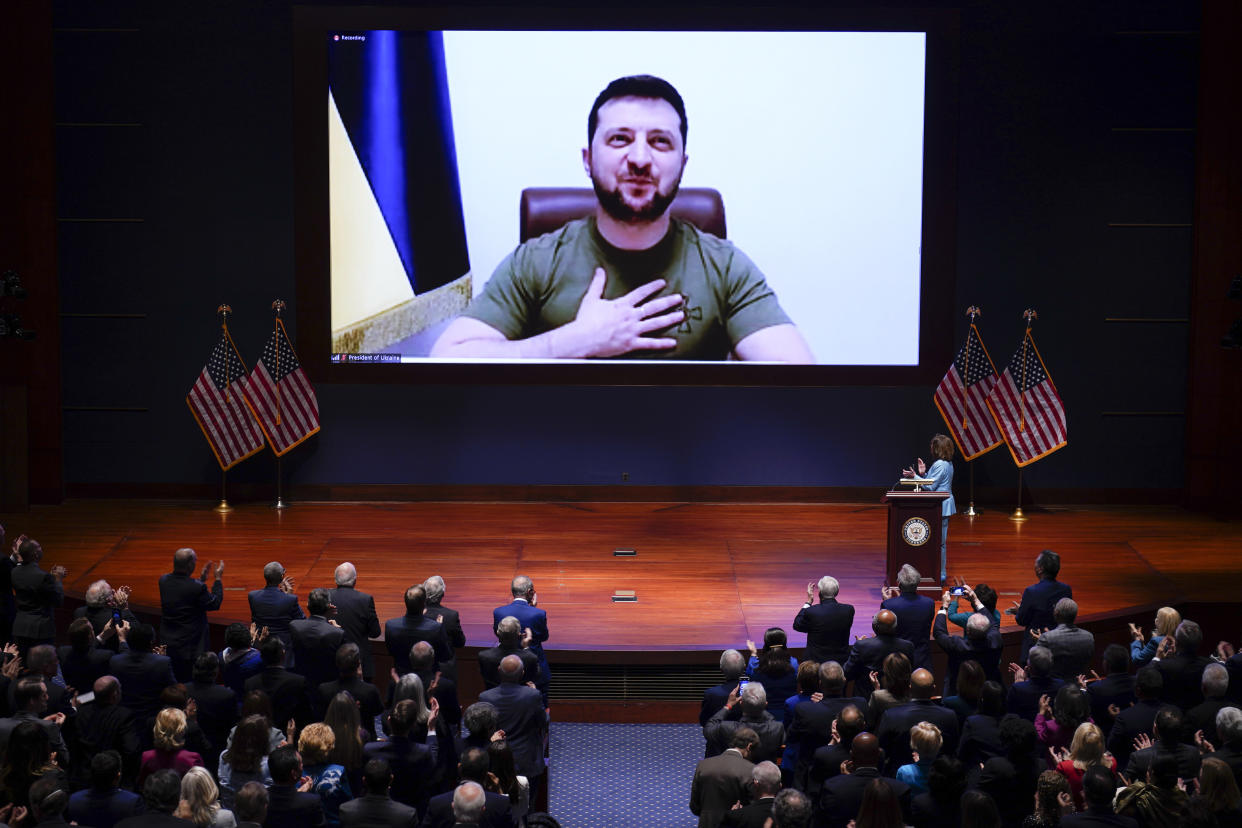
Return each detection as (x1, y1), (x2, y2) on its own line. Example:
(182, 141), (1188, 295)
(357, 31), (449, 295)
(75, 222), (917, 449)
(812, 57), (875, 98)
(987, 331), (1068, 467)
(933, 323), (1004, 461)
(186, 328), (266, 470)
(239, 320), (320, 456)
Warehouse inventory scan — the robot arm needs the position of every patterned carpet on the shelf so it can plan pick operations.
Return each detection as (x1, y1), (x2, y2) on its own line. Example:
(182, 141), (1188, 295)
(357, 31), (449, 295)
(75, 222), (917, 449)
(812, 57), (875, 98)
(548, 722), (704, 828)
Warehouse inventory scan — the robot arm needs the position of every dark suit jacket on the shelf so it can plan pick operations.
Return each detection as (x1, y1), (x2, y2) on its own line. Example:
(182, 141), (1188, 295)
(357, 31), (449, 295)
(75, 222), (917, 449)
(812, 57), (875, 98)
(1087, 673), (1135, 731)
(420, 789), (513, 828)
(956, 713), (1004, 767)
(1124, 742), (1202, 782)
(492, 600), (549, 683)
(478, 682), (546, 778)
(412, 668), (461, 730)
(1014, 577), (1072, 659)
(842, 634), (914, 697)
(12, 561), (63, 639)
(108, 650), (177, 720)
(793, 599), (855, 665)
(875, 700), (960, 774)
(932, 612), (1003, 694)
(290, 615), (346, 688)
(785, 695), (867, 789)
(818, 767), (911, 828)
(909, 791), (960, 828)
(425, 602), (465, 681)
(157, 571), (222, 653)
(704, 705), (784, 762)
(339, 793), (419, 828)
(248, 586), (305, 649)
(701, 681), (737, 728)
(721, 796), (776, 828)
(363, 735), (438, 814)
(244, 665), (309, 728)
(1156, 653), (1211, 711)
(0, 709), (71, 765)
(265, 784), (326, 828)
(1006, 676), (1065, 721)
(114, 813), (195, 828)
(185, 680), (237, 770)
(68, 787), (145, 828)
(1040, 623), (1097, 681)
(59, 643), (117, 695)
(385, 615), (451, 676)
(690, 749), (754, 828)
(477, 645), (540, 691)
(1186, 697), (1228, 746)
(1107, 698), (1164, 769)
(880, 593), (936, 670)
(809, 742), (852, 794)
(321, 675), (385, 725)
(72, 700), (141, 786)
(74, 604), (139, 652)
(1060, 806), (1140, 828)
(329, 585), (382, 680)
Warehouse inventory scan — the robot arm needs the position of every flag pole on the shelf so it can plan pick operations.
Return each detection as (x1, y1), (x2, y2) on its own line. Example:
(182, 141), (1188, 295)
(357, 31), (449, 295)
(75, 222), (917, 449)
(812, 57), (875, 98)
(1010, 309), (1037, 522)
(272, 299), (288, 511)
(214, 304), (234, 514)
(964, 306), (981, 517)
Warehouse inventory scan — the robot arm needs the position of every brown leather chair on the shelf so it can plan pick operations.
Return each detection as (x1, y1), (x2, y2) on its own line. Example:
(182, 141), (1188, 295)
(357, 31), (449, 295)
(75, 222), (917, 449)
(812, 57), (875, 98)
(519, 187), (726, 243)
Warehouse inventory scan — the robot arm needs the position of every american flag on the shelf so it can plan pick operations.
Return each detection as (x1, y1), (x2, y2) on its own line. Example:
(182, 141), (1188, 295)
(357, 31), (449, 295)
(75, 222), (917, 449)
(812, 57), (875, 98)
(186, 330), (266, 470)
(933, 324), (1004, 460)
(986, 331), (1067, 467)
(239, 320), (320, 456)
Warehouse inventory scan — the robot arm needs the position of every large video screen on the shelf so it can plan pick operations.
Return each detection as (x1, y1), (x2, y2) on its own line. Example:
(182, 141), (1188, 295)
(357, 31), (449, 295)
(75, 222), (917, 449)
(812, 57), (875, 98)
(324, 29), (928, 367)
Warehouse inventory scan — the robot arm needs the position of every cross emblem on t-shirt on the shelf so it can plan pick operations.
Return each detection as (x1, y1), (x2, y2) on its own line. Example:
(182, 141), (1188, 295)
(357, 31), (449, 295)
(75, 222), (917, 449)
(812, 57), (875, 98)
(678, 292), (703, 334)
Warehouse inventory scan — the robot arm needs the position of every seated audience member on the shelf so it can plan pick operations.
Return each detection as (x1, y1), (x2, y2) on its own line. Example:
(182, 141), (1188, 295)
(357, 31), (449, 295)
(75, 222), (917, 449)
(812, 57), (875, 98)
(942, 660), (987, 724)
(1124, 706), (1202, 784)
(1025, 770), (1073, 828)
(137, 707), (204, 790)
(322, 691), (366, 795)
(232, 782), (268, 828)
(843, 610), (914, 698)
(109, 621), (177, 723)
(290, 588), (345, 689)
(422, 747), (514, 828)
(818, 732), (911, 828)
(265, 745), (326, 828)
(422, 575), (465, 682)
(1040, 598), (1096, 682)
(945, 580), (1001, 629)
(118, 768), (190, 828)
(854, 778), (907, 828)
(1036, 684), (1092, 755)
(363, 700), (438, 815)
(478, 655), (547, 782)
(1130, 608), (1180, 669)
(59, 616), (117, 692)
(485, 739), (530, 823)
(897, 722), (943, 795)
(1051, 722), (1116, 809)
(1186, 663), (1229, 748)
(770, 788), (812, 828)
(781, 661), (821, 783)
(722, 760), (781, 828)
(1156, 620), (1211, 712)
(28, 775), (73, 827)
(299, 722), (353, 828)
(220, 623), (263, 698)
(451, 782), (486, 828)
(72, 675), (140, 788)
(247, 561), (304, 662)
(385, 585), (450, 677)
(746, 628), (799, 723)
(910, 756), (966, 828)
(876, 669), (959, 774)
(1060, 764), (1136, 828)
(0, 675), (71, 766)
(787, 662), (866, 790)
(1205, 706), (1242, 788)
(67, 750), (144, 828)
(1189, 756), (1242, 826)
(1010, 550), (1073, 663)
(1008, 646), (1065, 722)
(319, 643), (383, 729)
(881, 565), (937, 671)
(705, 681), (784, 762)
(1086, 644), (1136, 732)
(478, 616), (541, 692)
(1107, 667), (1165, 771)
(701, 649), (746, 728)
(186, 652), (238, 776)
(338, 758), (417, 828)
(218, 714), (275, 805)
(794, 575), (855, 666)
(0, 719), (57, 808)
(328, 562), (381, 683)
(867, 652), (913, 728)
(1115, 752), (1188, 827)
(243, 636), (308, 730)
(176, 765), (235, 828)
(75, 579), (137, 650)
(409, 640), (462, 733)
(810, 703), (867, 794)
(958, 681), (1008, 768)
(690, 728), (758, 828)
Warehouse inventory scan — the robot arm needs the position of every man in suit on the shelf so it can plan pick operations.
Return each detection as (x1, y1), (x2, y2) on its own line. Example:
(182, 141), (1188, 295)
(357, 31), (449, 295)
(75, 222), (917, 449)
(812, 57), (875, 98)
(1086, 644), (1136, 732)
(244, 636), (310, 729)
(12, 643), (74, 717)
(809, 703), (867, 794)
(701, 650), (746, 728)
(1123, 705), (1202, 783)
(1060, 764), (1139, 828)
(1107, 666), (1165, 771)
(880, 565), (936, 671)
(450, 782), (487, 828)
(265, 745), (326, 828)
(723, 760), (781, 828)
(233, 782), (268, 828)
(185, 652), (237, 776)
(1155, 620), (1211, 712)
(932, 588), (1003, 693)
(479, 655), (547, 782)
(843, 609), (914, 697)
(705, 681), (784, 762)
(290, 588), (346, 689)
(60, 617), (119, 693)
(67, 750), (144, 828)
(108, 622), (177, 723)
(817, 732), (911, 828)
(786, 662), (866, 792)
(793, 576), (854, 666)
(1009, 549), (1072, 662)
(492, 575), (550, 703)
(1186, 662), (1229, 746)
(1005, 646), (1064, 721)
(330, 562), (382, 682)
(115, 769), (189, 828)
(771, 789), (813, 828)
(423, 575), (466, 682)
(363, 700), (439, 815)
(875, 668), (959, 774)
(385, 584), (451, 676)
(409, 641), (462, 733)
(478, 616), (541, 691)
(248, 561), (304, 663)
(11, 536), (66, 658)
(422, 747), (514, 828)
(75, 579), (137, 653)
(319, 643), (385, 729)
(339, 758), (418, 828)
(1038, 598), (1096, 681)
(1206, 707), (1242, 788)
(157, 547), (224, 682)
(72, 676), (141, 789)
(690, 727), (758, 828)
(0, 675), (70, 764)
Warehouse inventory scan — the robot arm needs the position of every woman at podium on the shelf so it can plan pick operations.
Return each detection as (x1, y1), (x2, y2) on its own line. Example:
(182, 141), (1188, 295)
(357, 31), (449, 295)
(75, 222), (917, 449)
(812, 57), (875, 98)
(902, 434), (956, 582)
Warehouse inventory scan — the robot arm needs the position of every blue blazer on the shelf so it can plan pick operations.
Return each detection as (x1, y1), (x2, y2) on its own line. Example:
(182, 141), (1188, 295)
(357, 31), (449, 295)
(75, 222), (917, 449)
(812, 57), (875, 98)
(248, 586), (305, 643)
(881, 593), (937, 670)
(492, 599), (548, 653)
(925, 459), (956, 516)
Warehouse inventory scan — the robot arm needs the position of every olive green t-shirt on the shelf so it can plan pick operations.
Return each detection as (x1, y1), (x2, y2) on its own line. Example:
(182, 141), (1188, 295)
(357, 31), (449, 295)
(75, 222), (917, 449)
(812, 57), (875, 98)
(463, 216), (792, 360)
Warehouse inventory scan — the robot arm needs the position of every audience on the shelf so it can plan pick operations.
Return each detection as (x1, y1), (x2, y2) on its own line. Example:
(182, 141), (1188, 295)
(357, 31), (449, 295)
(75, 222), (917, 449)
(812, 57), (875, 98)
(1040, 599), (1096, 682)
(422, 575), (465, 682)
(880, 565), (936, 671)
(337, 759), (416, 828)
(67, 750), (144, 828)
(745, 627), (799, 723)
(328, 563), (381, 683)
(1051, 722), (1116, 809)
(793, 575), (855, 666)
(843, 610), (914, 698)
(701, 649), (746, 728)
(1010, 550), (1073, 662)
(705, 680), (784, 762)
(493, 575), (551, 704)
(1129, 607), (1180, 669)
(247, 562), (304, 665)
(690, 728), (758, 828)
(158, 548), (224, 683)
(722, 760), (780, 827)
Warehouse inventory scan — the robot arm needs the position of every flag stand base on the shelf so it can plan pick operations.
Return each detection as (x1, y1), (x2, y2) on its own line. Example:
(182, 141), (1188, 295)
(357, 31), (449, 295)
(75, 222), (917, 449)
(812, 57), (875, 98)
(272, 456), (287, 510)
(214, 500), (233, 514)
(272, 498), (287, 511)
(965, 502), (980, 517)
(1009, 506), (1027, 522)
(214, 470), (232, 513)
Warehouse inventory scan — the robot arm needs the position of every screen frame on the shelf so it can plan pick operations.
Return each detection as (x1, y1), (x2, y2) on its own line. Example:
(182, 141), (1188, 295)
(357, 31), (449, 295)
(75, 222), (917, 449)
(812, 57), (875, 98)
(292, 5), (960, 386)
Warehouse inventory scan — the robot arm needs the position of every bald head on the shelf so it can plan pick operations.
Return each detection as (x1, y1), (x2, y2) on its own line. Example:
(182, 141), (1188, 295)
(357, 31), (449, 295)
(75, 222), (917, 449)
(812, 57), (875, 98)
(498, 654), (524, 683)
(911, 668), (935, 699)
(873, 610), (897, 635)
(850, 732), (881, 767)
(409, 641), (434, 673)
(94, 675), (120, 704)
(173, 547), (196, 574)
(334, 562), (357, 587)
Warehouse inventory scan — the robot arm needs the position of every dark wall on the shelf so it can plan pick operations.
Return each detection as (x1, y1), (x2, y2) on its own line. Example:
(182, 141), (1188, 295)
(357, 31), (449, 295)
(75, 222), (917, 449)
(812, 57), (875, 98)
(49, 1), (1202, 497)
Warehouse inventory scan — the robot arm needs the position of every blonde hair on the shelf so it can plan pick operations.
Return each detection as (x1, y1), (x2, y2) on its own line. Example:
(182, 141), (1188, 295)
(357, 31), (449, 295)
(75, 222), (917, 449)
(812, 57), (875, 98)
(909, 721), (943, 758)
(1154, 607), (1181, 638)
(1069, 722), (1106, 770)
(153, 707), (187, 751)
(177, 766), (221, 827)
(298, 722), (336, 765)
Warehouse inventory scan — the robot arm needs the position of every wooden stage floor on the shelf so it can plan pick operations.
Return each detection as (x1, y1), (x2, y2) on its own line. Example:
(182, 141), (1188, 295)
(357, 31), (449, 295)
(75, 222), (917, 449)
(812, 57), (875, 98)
(1, 499), (1238, 653)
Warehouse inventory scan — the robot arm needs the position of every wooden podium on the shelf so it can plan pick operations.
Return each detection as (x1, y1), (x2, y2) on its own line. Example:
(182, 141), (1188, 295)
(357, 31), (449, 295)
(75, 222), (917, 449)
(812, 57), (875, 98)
(881, 489), (950, 590)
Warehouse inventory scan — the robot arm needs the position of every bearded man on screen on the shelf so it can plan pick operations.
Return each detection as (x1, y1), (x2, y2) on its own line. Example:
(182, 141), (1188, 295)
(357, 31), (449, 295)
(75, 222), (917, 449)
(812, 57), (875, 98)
(431, 74), (813, 362)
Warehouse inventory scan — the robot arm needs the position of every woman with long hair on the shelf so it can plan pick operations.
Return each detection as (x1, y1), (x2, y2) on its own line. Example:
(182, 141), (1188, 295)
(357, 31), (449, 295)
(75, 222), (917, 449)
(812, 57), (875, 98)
(387, 673), (432, 737)
(1035, 685), (1091, 757)
(1190, 756), (1242, 826)
(218, 714), (276, 803)
(868, 652), (913, 727)
(960, 790), (1002, 828)
(138, 707), (204, 790)
(0, 720), (56, 808)
(225, 690), (285, 752)
(299, 723), (353, 828)
(485, 739), (530, 822)
(745, 627), (798, 723)
(176, 766), (237, 828)
(1130, 607), (1181, 668)
(1021, 770), (1073, 828)
(855, 778), (906, 828)
(943, 660), (986, 722)
(911, 756), (966, 828)
(1050, 722), (1116, 808)
(323, 691), (366, 792)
